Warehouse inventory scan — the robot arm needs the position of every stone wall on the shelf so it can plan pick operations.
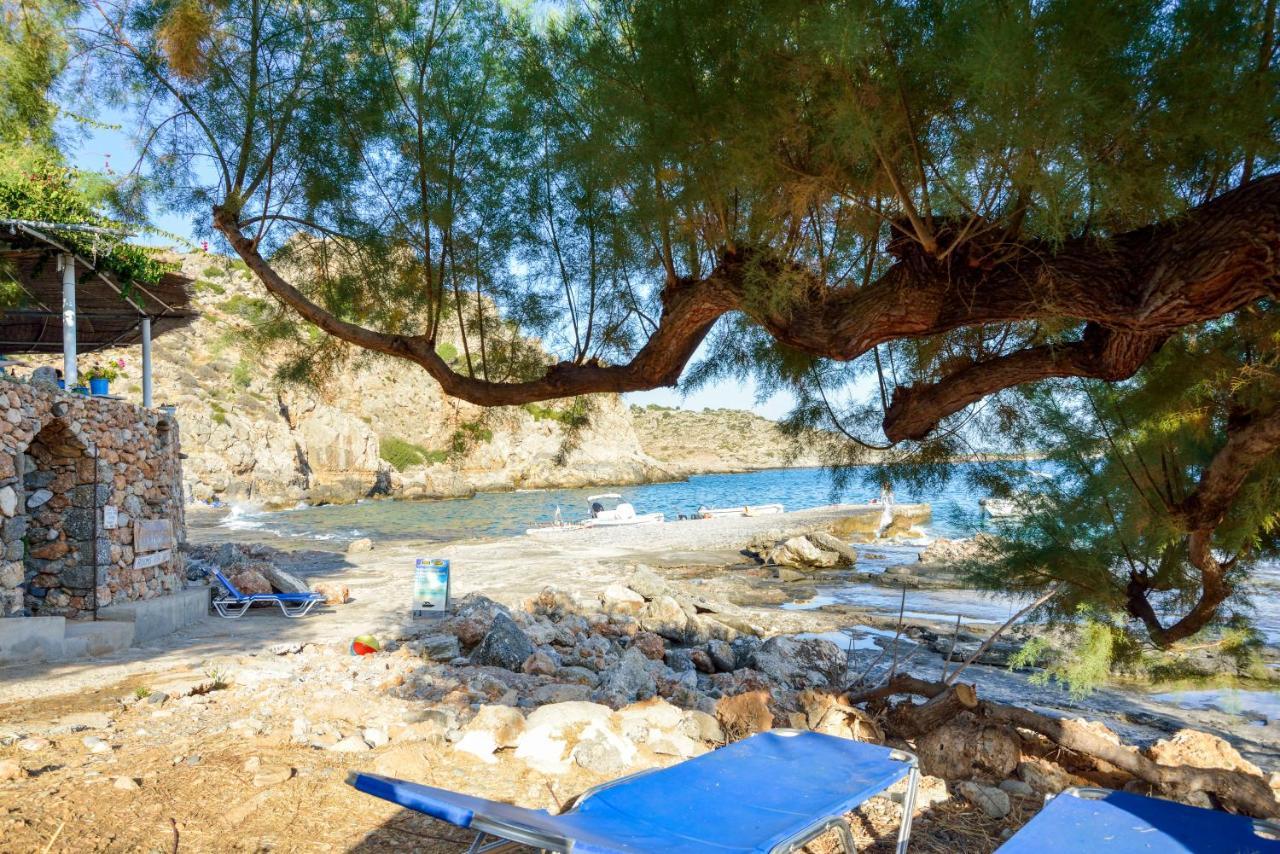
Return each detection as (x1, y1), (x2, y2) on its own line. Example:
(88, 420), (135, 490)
(0, 377), (185, 618)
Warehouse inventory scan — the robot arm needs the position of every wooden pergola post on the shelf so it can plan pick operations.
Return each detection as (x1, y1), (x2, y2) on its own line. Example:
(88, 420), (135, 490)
(60, 253), (77, 385)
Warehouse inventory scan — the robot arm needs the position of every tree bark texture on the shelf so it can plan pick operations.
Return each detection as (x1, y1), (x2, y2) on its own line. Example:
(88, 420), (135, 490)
(212, 174), (1280, 443)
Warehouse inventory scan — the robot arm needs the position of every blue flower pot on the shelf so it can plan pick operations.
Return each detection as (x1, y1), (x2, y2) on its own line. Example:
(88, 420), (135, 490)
(72, 385), (88, 396)
(56, 379), (65, 390)
(89, 378), (109, 396)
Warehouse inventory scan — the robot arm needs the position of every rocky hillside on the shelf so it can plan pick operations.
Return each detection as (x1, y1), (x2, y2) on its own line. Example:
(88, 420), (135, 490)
(53, 254), (832, 507)
(629, 406), (822, 474)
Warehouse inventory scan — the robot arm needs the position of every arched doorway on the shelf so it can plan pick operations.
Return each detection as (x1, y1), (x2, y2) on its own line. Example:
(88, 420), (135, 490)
(22, 419), (97, 618)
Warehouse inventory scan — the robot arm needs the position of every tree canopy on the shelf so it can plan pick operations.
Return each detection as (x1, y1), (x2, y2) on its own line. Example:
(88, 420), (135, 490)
(94, 0), (1280, 644)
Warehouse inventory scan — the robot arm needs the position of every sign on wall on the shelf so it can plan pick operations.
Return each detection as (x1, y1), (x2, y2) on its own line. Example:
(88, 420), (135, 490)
(134, 519), (174, 554)
(134, 549), (171, 570)
(103, 505), (118, 530)
(412, 558), (451, 619)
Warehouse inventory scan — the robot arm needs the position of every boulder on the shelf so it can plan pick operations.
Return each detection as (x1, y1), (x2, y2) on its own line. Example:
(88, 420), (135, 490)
(706, 640), (736, 673)
(798, 691), (883, 743)
(1144, 728), (1264, 778)
(631, 631), (666, 661)
(638, 595), (691, 641)
(312, 582), (350, 605)
(227, 566), (271, 596)
(681, 710), (724, 744)
(768, 536), (841, 569)
(347, 537), (374, 554)
(522, 651), (559, 676)
(470, 612), (535, 671)
(447, 594), (512, 647)
(594, 647), (659, 707)
(614, 697), (686, 743)
(601, 584), (646, 615)
(516, 702), (615, 775)
(956, 781), (1011, 819)
(805, 531), (857, 566)
(625, 566), (670, 600)
(689, 649), (715, 674)
(256, 562), (310, 594)
(749, 636), (847, 689)
(455, 705), (526, 762)
(420, 634), (461, 662)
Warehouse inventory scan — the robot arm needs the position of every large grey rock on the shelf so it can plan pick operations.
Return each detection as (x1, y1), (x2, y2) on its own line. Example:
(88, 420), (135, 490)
(470, 613), (535, 671)
(956, 781), (1011, 819)
(750, 635), (846, 689)
(420, 634), (461, 662)
(258, 563), (310, 594)
(806, 531), (857, 566)
(638, 595), (690, 641)
(706, 640), (736, 673)
(594, 647), (658, 706)
(625, 566), (670, 600)
(768, 536), (841, 569)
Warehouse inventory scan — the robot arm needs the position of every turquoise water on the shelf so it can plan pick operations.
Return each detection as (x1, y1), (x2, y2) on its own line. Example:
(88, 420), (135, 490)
(189, 464), (992, 548)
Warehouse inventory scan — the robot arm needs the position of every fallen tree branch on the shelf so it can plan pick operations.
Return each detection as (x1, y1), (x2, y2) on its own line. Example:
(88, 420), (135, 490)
(944, 583), (1062, 685)
(846, 675), (1280, 817)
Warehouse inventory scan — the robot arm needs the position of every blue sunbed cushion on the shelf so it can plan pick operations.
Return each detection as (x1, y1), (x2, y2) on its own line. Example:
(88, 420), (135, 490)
(351, 730), (913, 853)
(995, 787), (1280, 853)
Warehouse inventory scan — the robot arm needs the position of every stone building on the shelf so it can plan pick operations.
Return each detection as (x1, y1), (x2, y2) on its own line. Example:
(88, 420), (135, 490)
(0, 382), (186, 617)
(0, 219), (198, 659)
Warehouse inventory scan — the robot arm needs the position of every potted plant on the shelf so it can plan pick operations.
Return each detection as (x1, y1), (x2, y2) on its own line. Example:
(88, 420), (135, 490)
(85, 359), (124, 396)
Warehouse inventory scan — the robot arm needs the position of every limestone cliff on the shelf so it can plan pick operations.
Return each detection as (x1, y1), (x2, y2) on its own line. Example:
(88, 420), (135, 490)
(66, 255), (826, 507)
(629, 406), (823, 474)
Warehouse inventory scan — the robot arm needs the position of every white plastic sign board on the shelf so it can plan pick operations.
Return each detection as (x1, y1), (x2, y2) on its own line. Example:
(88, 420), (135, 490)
(103, 506), (118, 530)
(412, 558), (451, 618)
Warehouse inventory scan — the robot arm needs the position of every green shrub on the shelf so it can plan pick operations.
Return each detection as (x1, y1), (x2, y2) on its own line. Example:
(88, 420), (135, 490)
(449, 421), (493, 456)
(380, 436), (434, 471)
(230, 361), (252, 389)
(230, 259), (250, 274)
(435, 342), (459, 363)
(210, 401), (228, 426)
(195, 278), (226, 296)
(220, 294), (271, 322)
(202, 264), (226, 279)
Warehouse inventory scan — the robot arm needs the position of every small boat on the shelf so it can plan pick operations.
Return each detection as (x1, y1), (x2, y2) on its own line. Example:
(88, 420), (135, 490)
(980, 495), (1044, 518)
(582, 493), (664, 527)
(525, 494), (663, 535)
(695, 503), (784, 518)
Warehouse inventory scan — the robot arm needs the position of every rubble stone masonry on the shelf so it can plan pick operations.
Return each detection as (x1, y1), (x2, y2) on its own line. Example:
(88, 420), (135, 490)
(0, 376), (185, 618)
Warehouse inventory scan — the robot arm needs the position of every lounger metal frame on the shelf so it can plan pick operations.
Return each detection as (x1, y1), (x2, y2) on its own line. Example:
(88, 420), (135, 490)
(210, 571), (322, 619)
(405, 732), (920, 854)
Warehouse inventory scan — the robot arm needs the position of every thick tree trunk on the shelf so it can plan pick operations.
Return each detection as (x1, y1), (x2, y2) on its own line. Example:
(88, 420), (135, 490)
(852, 675), (1280, 817)
(212, 175), (1280, 443)
(887, 682), (978, 737)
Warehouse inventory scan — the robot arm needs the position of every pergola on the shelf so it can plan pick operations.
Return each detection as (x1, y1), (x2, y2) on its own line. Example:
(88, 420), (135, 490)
(0, 219), (197, 406)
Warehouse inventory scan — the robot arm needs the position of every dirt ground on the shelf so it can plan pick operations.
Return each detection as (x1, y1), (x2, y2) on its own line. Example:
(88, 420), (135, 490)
(0, 647), (1028, 854)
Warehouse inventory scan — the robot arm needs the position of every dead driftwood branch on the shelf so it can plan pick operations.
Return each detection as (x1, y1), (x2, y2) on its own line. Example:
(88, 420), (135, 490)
(846, 674), (1280, 818)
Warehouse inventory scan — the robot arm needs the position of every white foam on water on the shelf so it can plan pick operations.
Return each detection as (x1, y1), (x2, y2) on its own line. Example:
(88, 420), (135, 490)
(1152, 689), (1280, 722)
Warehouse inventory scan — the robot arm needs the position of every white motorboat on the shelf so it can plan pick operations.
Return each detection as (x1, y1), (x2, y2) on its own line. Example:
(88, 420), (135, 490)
(582, 493), (664, 527)
(980, 494), (1046, 518)
(525, 494), (663, 535)
(695, 503), (784, 518)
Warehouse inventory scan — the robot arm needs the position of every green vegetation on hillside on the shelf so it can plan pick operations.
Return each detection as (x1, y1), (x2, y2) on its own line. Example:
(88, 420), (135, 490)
(379, 436), (446, 471)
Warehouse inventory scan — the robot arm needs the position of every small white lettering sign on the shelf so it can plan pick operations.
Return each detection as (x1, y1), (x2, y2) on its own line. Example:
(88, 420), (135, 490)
(133, 549), (171, 570)
(103, 505), (118, 530)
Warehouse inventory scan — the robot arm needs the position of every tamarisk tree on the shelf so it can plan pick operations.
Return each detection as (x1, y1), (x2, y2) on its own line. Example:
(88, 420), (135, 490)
(97, 0), (1278, 636)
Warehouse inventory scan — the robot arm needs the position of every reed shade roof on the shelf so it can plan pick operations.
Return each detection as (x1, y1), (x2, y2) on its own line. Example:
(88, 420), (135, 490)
(0, 231), (197, 354)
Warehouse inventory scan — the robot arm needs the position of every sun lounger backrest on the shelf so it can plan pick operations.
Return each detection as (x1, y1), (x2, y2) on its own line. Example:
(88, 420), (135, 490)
(995, 787), (1280, 853)
(213, 570), (243, 599)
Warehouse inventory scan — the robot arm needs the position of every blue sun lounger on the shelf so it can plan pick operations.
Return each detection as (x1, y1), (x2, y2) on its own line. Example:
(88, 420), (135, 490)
(996, 786), (1280, 853)
(348, 729), (920, 853)
(210, 569), (323, 618)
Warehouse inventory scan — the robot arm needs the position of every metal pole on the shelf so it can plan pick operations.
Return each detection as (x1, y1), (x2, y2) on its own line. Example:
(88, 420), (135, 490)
(141, 316), (153, 407)
(61, 254), (77, 385)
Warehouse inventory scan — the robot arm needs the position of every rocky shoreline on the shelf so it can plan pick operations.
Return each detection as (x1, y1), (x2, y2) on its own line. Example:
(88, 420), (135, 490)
(3, 514), (1279, 851)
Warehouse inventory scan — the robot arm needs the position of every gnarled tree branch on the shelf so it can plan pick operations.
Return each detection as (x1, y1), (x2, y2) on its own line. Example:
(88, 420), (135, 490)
(214, 174), (1280, 440)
